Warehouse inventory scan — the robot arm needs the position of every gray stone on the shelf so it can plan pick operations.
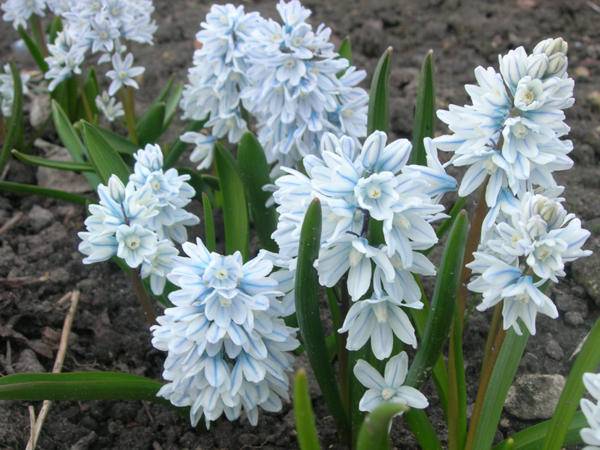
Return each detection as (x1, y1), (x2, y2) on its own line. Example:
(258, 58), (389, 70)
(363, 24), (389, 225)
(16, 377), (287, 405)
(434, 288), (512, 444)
(565, 311), (585, 326)
(35, 140), (91, 194)
(28, 205), (54, 231)
(572, 253), (600, 306)
(14, 349), (45, 373)
(505, 374), (565, 420)
(545, 338), (564, 360)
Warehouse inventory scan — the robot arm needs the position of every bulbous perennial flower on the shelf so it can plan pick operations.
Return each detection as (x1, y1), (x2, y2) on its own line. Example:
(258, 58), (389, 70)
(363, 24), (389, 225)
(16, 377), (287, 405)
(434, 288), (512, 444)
(468, 192), (590, 335)
(272, 130), (456, 359)
(581, 371), (600, 450)
(435, 37), (574, 208)
(151, 240), (299, 427)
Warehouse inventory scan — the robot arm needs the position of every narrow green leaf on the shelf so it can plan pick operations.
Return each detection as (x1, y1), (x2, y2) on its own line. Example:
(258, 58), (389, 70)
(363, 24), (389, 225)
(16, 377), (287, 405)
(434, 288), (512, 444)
(435, 197), (467, 240)
(48, 16), (62, 44)
(17, 26), (48, 73)
(0, 372), (163, 403)
(405, 210), (468, 388)
(367, 47), (393, 134)
(0, 63), (23, 175)
(293, 369), (322, 450)
(237, 132), (278, 252)
(356, 403), (408, 450)
(447, 308), (467, 450)
(83, 68), (100, 118)
(11, 149), (93, 172)
(495, 411), (586, 450)
(295, 198), (350, 442)
(469, 329), (530, 450)
(410, 50), (436, 165)
(339, 37), (352, 62)
(202, 192), (216, 252)
(83, 121), (139, 155)
(163, 82), (183, 129)
(163, 119), (206, 168)
(81, 121), (130, 183)
(542, 317), (600, 450)
(214, 143), (249, 259)
(0, 180), (88, 205)
(403, 410), (443, 450)
(136, 102), (166, 145)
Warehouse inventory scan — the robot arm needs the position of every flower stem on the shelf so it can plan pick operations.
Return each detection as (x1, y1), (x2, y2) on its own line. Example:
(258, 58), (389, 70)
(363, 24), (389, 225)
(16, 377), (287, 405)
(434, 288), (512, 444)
(129, 269), (156, 326)
(337, 284), (350, 414)
(29, 15), (48, 57)
(121, 87), (138, 145)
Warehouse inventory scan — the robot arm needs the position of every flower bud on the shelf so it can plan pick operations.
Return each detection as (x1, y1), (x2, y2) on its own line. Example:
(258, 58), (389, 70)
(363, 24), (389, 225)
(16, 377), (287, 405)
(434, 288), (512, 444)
(533, 37), (568, 57)
(526, 53), (549, 79)
(532, 195), (563, 227)
(527, 215), (548, 239)
(546, 52), (568, 78)
(108, 175), (126, 202)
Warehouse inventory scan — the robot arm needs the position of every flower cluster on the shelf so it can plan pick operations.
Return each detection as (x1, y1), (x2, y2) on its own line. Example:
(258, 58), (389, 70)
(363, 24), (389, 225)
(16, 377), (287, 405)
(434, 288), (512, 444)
(44, 0), (155, 114)
(78, 144), (198, 294)
(151, 240), (299, 427)
(468, 192), (590, 335)
(435, 38), (574, 209)
(0, 63), (29, 117)
(179, 0), (369, 170)
(581, 371), (600, 450)
(272, 131), (456, 360)
(1, 0), (61, 29)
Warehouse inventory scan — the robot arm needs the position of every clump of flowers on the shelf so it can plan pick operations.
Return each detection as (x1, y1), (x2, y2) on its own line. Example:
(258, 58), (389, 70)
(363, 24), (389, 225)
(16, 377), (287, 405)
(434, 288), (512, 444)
(180, 0), (369, 170)
(151, 240), (299, 427)
(581, 371), (600, 449)
(78, 144), (198, 294)
(1, 0), (63, 29)
(0, 63), (29, 117)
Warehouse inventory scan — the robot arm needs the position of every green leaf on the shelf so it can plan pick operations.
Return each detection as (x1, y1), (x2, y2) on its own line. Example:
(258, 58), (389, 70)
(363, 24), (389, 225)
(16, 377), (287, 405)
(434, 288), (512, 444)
(163, 119), (206, 168)
(541, 317), (600, 450)
(82, 121), (139, 155)
(83, 68), (100, 119)
(0, 63), (23, 175)
(293, 369), (322, 450)
(447, 304), (467, 450)
(17, 26), (48, 73)
(435, 197), (467, 241)
(202, 192), (217, 252)
(405, 210), (468, 388)
(0, 180), (88, 205)
(51, 101), (101, 188)
(214, 143), (249, 259)
(367, 47), (393, 134)
(468, 329), (530, 450)
(163, 83), (183, 129)
(356, 403), (408, 450)
(495, 411), (586, 450)
(295, 198), (350, 442)
(338, 36), (352, 62)
(0, 372), (163, 403)
(136, 102), (166, 145)
(48, 16), (62, 44)
(237, 132), (278, 252)
(11, 149), (93, 172)
(410, 50), (436, 166)
(81, 121), (130, 183)
(403, 410), (443, 450)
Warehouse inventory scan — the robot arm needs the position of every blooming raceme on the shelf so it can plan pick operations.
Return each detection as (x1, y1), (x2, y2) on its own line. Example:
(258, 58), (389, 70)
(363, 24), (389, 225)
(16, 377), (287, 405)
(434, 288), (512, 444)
(0, 63), (29, 117)
(180, 0), (369, 170)
(44, 0), (155, 108)
(151, 240), (299, 427)
(272, 130), (456, 359)
(353, 352), (428, 413)
(468, 192), (590, 335)
(435, 38), (574, 209)
(581, 372), (600, 450)
(78, 144), (198, 295)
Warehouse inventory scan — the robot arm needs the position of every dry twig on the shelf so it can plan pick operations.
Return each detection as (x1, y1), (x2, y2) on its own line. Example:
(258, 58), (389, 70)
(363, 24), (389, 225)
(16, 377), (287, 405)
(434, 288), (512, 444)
(0, 211), (23, 235)
(26, 290), (80, 450)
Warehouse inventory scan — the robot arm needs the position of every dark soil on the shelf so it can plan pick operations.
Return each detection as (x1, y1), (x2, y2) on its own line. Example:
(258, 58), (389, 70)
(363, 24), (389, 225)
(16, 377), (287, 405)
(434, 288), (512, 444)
(1, 0), (600, 449)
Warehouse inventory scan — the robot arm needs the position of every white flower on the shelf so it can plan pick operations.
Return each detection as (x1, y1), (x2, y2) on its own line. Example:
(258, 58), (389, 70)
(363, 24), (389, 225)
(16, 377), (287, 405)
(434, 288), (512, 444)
(95, 91), (124, 122)
(353, 352), (428, 413)
(106, 52), (145, 96)
(180, 132), (217, 171)
(115, 223), (157, 267)
(581, 372), (600, 450)
(45, 32), (86, 91)
(0, 64), (30, 117)
(151, 240), (299, 427)
(435, 38), (574, 207)
(2, 0), (46, 29)
(140, 239), (178, 295)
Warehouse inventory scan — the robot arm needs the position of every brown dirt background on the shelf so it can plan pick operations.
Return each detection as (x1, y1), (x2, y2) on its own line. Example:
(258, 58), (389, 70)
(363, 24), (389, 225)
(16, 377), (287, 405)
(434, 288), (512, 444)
(1, 0), (600, 448)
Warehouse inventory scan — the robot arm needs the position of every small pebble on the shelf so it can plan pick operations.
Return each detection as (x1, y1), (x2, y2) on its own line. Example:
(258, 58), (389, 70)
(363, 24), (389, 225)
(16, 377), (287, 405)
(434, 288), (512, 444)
(545, 338), (564, 360)
(565, 311), (585, 326)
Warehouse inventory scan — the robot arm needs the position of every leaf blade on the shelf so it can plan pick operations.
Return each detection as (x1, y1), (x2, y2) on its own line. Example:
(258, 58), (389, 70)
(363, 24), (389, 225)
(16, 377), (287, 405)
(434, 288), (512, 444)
(293, 368), (322, 450)
(367, 47), (393, 134)
(11, 149), (94, 172)
(410, 50), (436, 166)
(81, 121), (131, 183)
(356, 403), (408, 450)
(0, 180), (88, 205)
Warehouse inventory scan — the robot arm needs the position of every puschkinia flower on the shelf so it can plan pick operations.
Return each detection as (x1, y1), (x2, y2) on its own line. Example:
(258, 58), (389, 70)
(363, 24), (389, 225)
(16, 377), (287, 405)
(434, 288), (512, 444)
(151, 240), (299, 427)
(435, 37), (574, 208)
(44, 0), (156, 91)
(353, 352), (428, 413)
(272, 130), (456, 359)
(78, 144), (199, 295)
(179, 4), (259, 170)
(242, 0), (369, 167)
(0, 63), (30, 117)
(581, 372), (600, 450)
(1, 0), (46, 29)
(95, 90), (124, 122)
(468, 193), (590, 335)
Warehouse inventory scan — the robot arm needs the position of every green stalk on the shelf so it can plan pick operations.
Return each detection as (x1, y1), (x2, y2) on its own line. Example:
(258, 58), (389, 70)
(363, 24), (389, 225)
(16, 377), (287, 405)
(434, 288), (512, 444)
(129, 269), (156, 326)
(29, 15), (48, 57)
(121, 87), (139, 145)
